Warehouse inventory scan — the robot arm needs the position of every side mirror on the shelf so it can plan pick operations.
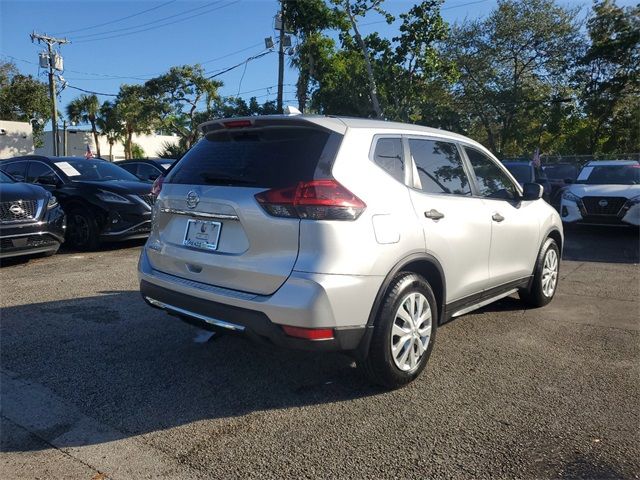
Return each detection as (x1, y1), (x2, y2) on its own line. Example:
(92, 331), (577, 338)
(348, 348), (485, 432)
(522, 182), (543, 201)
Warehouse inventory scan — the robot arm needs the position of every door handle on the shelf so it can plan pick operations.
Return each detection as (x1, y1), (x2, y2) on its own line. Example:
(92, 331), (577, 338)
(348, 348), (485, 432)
(424, 209), (445, 221)
(492, 212), (505, 223)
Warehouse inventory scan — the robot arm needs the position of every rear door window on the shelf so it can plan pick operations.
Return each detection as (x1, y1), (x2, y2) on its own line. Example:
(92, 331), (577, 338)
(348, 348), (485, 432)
(167, 127), (341, 188)
(409, 139), (471, 195)
(371, 137), (405, 183)
(2, 161), (28, 181)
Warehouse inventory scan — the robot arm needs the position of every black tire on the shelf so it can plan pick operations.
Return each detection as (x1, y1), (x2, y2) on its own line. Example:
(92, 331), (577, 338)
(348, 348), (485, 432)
(66, 208), (100, 250)
(519, 237), (560, 307)
(360, 272), (438, 389)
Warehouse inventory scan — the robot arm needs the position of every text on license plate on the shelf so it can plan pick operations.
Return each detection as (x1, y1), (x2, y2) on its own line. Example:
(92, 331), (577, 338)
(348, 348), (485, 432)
(183, 219), (222, 251)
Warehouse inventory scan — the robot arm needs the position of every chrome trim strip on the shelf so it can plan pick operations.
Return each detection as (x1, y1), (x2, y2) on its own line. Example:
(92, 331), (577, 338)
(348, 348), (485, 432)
(145, 296), (246, 332)
(160, 208), (239, 221)
(0, 230), (50, 239)
(101, 220), (151, 236)
(451, 289), (518, 318)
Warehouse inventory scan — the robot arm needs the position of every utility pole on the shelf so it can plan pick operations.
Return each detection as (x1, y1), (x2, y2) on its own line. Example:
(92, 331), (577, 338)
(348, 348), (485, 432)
(276, 0), (285, 114)
(30, 32), (69, 156)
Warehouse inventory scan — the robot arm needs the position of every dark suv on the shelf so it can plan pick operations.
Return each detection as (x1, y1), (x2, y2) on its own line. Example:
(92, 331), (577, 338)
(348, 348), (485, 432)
(1, 156), (153, 249)
(0, 170), (66, 259)
(503, 161), (552, 203)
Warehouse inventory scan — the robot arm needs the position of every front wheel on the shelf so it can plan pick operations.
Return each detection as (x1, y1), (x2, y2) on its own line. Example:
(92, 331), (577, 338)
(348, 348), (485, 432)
(66, 208), (100, 250)
(360, 273), (438, 389)
(519, 237), (560, 307)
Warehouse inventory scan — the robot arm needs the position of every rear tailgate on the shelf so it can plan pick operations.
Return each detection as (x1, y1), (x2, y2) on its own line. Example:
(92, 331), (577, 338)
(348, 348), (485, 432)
(146, 118), (344, 296)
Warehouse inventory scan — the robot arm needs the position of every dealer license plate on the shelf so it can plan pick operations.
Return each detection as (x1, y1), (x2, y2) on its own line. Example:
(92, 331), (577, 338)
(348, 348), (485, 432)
(183, 219), (222, 251)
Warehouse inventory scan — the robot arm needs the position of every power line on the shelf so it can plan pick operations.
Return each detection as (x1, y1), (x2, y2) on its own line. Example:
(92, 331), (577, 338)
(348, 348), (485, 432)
(200, 42), (265, 65)
(71, 0), (224, 40)
(72, 1), (240, 44)
(206, 50), (274, 79)
(65, 84), (119, 97)
(52, 0), (178, 36)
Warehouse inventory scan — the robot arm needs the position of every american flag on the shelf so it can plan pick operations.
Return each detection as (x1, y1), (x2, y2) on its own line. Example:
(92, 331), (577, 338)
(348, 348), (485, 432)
(532, 147), (541, 168)
(85, 144), (94, 159)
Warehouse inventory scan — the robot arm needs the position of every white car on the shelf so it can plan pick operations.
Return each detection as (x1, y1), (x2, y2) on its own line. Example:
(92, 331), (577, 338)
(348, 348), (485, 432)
(560, 160), (640, 227)
(139, 115), (563, 388)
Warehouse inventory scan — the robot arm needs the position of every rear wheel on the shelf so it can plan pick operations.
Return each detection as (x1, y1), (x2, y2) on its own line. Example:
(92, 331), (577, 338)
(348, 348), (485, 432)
(360, 272), (437, 389)
(66, 208), (100, 250)
(519, 237), (560, 307)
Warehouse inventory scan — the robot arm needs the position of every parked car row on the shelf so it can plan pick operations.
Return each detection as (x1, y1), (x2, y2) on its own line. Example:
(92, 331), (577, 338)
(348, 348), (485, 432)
(502, 159), (640, 228)
(0, 156), (155, 258)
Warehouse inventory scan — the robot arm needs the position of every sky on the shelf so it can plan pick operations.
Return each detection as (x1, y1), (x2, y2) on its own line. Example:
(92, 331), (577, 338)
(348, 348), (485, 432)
(0, 0), (636, 129)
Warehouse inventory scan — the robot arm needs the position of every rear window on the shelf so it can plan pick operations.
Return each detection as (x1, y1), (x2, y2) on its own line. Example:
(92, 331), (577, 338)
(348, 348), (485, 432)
(167, 127), (341, 188)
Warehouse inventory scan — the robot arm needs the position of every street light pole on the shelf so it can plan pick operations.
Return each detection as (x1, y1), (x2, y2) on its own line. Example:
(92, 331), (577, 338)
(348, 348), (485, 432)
(276, 0), (285, 114)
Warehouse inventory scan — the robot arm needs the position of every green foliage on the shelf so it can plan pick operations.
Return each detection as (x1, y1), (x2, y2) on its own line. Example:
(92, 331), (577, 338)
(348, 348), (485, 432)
(0, 61), (51, 147)
(574, 0), (640, 154)
(130, 142), (145, 159)
(445, 0), (581, 156)
(114, 84), (161, 159)
(144, 64), (221, 149)
(66, 94), (101, 156)
(157, 141), (188, 160)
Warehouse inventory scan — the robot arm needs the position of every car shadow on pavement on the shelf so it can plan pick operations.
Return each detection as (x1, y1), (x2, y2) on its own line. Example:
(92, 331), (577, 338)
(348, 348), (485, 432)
(1, 291), (380, 452)
(562, 225), (639, 264)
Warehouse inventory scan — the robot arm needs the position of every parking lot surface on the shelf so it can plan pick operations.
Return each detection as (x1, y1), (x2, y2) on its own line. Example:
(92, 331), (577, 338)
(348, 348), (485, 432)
(1, 228), (639, 479)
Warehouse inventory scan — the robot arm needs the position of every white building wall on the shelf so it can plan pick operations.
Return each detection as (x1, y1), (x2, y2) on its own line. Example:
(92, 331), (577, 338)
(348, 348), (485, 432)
(0, 120), (35, 158)
(35, 129), (179, 160)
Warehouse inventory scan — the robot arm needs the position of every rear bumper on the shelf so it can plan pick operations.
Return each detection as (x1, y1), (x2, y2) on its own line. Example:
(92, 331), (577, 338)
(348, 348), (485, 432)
(138, 248), (381, 352)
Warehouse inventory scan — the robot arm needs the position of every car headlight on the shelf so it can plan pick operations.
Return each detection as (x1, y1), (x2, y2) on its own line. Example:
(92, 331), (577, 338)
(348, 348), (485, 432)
(96, 190), (132, 204)
(562, 191), (581, 203)
(626, 194), (640, 207)
(47, 195), (58, 209)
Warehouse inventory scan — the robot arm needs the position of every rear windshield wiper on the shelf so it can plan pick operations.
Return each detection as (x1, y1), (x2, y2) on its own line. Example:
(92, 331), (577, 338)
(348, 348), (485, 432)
(200, 173), (256, 186)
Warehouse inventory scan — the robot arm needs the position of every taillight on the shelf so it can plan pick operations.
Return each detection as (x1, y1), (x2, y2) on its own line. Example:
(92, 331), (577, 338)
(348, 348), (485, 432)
(255, 179), (366, 221)
(151, 174), (164, 196)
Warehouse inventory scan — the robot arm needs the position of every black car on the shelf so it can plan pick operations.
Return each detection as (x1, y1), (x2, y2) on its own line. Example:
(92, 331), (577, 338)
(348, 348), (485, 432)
(503, 161), (552, 202)
(116, 159), (176, 183)
(542, 163), (580, 209)
(0, 170), (66, 259)
(1, 156), (154, 250)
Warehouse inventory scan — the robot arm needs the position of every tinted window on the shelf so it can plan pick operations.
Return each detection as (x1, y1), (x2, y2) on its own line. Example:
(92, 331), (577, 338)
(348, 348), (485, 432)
(465, 148), (518, 200)
(504, 164), (532, 184)
(53, 159), (140, 182)
(372, 137), (404, 183)
(578, 165), (640, 185)
(119, 163), (138, 175)
(168, 127), (339, 188)
(543, 164), (578, 181)
(410, 139), (471, 195)
(2, 161), (28, 181)
(137, 163), (161, 181)
(27, 162), (58, 184)
(0, 171), (13, 183)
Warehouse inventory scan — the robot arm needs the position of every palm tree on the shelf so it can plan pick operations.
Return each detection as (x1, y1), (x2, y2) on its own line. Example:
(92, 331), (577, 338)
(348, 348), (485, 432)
(66, 94), (101, 157)
(96, 101), (122, 161)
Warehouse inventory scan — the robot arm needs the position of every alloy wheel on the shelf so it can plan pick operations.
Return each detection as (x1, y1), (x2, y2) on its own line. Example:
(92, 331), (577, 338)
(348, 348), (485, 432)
(541, 248), (558, 297)
(390, 292), (432, 372)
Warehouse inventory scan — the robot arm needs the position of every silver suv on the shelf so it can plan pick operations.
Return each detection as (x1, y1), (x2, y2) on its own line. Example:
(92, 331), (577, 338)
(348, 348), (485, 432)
(139, 115), (563, 388)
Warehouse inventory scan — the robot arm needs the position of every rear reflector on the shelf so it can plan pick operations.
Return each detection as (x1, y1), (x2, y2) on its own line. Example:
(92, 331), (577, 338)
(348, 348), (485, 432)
(255, 179), (366, 221)
(282, 325), (335, 341)
(223, 119), (252, 128)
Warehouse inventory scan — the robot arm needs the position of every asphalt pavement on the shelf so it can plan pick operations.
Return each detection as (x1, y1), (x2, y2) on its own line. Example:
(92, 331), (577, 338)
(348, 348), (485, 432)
(1, 227), (638, 479)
